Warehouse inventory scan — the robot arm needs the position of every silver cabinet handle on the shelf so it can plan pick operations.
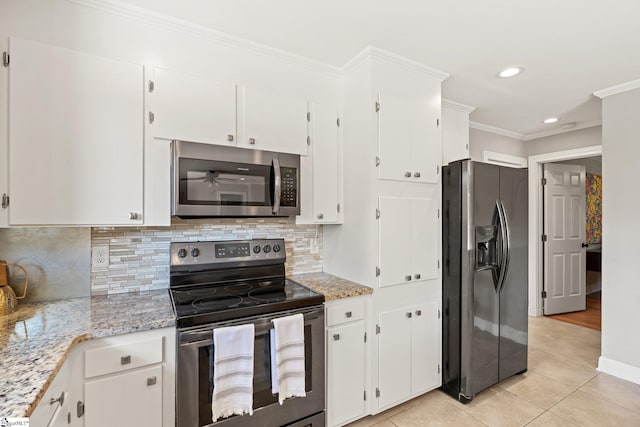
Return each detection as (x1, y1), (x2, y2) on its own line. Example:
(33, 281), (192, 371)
(227, 134), (234, 142)
(317, 213), (324, 219)
(414, 273), (421, 280)
(345, 311), (352, 318)
(414, 172), (421, 178)
(249, 137), (256, 145)
(120, 355), (131, 365)
(147, 376), (157, 386)
(50, 392), (65, 406)
(129, 212), (139, 220)
(333, 334), (340, 341)
(405, 275), (412, 281)
(271, 158), (281, 215)
(404, 171), (412, 177)
(416, 310), (422, 316)
(406, 312), (412, 318)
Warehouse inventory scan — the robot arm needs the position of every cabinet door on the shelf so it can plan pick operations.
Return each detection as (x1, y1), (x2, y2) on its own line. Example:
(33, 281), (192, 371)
(9, 37), (143, 225)
(411, 301), (441, 394)
(410, 79), (442, 184)
(378, 308), (411, 409)
(410, 198), (439, 282)
(378, 197), (412, 287)
(152, 67), (236, 146)
(85, 365), (162, 427)
(327, 322), (366, 426)
(442, 105), (470, 165)
(239, 86), (309, 155)
(311, 103), (340, 223)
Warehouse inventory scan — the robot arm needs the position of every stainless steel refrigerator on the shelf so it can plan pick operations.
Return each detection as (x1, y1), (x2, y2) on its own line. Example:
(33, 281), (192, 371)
(441, 160), (528, 403)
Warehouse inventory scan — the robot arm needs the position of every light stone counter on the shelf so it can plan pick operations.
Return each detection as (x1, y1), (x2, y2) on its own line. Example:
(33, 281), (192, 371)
(290, 272), (373, 301)
(0, 290), (175, 418)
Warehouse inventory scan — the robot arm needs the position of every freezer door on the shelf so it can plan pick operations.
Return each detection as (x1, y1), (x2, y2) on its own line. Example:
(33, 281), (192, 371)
(467, 162), (501, 396)
(498, 167), (529, 381)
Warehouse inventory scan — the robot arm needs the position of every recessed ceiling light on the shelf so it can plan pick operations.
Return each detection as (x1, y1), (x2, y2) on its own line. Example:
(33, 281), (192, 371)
(543, 117), (558, 124)
(496, 66), (524, 78)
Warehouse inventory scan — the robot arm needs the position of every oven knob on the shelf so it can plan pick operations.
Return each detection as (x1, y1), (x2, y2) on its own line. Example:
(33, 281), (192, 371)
(191, 248), (200, 257)
(177, 249), (187, 258)
(253, 245), (261, 254)
(263, 244), (271, 253)
(273, 244), (281, 253)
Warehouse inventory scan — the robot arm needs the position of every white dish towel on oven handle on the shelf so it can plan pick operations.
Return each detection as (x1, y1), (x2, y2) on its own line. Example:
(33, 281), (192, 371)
(211, 324), (255, 422)
(270, 313), (306, 404)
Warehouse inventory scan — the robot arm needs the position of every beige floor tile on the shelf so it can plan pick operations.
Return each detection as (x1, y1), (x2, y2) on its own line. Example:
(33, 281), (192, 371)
(580, 373), (640, 414)
(371, 421), (396, 427)
(525, 411), (581, 427)
(549, 389), (640, 427)
(389, 393), (487, 427)
(537, 336), (601, 368)
(497, 371), (575, 409)
(528, 349), (598, 388)
(456, 388), (544, 427)
(346, 413), (393, 427)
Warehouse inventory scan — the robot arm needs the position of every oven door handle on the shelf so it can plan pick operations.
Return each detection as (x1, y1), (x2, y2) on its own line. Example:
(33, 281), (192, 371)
(271, 157), (281, 215)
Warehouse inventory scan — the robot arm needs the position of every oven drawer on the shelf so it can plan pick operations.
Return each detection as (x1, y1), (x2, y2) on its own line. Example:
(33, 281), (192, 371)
(85, 336), (163, 378)
(326, 298), (365, 326)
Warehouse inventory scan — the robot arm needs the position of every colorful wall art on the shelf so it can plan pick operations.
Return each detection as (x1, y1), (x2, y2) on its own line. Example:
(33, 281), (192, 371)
(586, 173), (602, 244)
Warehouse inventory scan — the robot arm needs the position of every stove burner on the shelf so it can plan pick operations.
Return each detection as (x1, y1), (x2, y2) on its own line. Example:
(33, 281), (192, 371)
(192, 295), (243, 311)
(224, 283), (252, 293)
(185, 288), (217, 296)
(248, 286), (287, 303)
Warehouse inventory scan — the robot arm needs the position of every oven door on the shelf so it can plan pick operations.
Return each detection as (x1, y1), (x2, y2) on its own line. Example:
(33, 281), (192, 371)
(171, 140), (300, 217)
(176, 305), (325, 427)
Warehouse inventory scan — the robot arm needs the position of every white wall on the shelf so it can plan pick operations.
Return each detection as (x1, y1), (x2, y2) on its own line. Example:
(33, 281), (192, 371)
(526, 126), (602, 156)
(469, 128), (526, 161)
(599, 87), (640, 383)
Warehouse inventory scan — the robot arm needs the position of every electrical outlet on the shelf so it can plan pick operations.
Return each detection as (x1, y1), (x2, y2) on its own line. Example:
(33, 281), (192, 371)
(92, 245), (109, 268)
(310, 238), (319, 254)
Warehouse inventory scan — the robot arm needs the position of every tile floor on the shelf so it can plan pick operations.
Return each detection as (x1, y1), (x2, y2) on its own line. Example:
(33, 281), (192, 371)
(347, 315), (640, 426)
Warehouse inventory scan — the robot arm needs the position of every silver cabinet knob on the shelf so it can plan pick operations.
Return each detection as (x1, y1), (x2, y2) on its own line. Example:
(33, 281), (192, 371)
(333, 334), (340, 341)
(405, 275), (412, 281)
(50, 392), (65, 406)
(227, 134), (234, 142)
(129, 212), (139, 220)
(406, 312), (413, 318)
(317, 213), (324, 219)
(249, 137), (256, 145)
(414, 273), (421, 280)
(414, 172), (421, 178)
(121, 355), (131, 365)
(416, 310), (422, 316)
(404, 171), (412, 177)
(147, 376), (157, 386)
(345, 311), (352, 318)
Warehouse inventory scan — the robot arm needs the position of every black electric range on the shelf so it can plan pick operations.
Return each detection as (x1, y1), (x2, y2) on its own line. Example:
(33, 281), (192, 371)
(169, 238), (324, 328)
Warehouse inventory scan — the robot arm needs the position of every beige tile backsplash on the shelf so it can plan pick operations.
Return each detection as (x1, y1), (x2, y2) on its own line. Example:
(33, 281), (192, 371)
(90, 218), (323, 295)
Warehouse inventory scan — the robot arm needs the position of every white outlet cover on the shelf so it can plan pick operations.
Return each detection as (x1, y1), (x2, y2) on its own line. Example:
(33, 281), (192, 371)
(310, 238), (319, 254)
(92, 245), (109, 268)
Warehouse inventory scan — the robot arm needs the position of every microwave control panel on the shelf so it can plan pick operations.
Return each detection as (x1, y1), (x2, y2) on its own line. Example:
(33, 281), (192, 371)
(280, 167), (297, 207)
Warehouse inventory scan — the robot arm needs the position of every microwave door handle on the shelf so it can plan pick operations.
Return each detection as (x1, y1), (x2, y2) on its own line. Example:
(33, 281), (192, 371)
(272, 158), (281, 215)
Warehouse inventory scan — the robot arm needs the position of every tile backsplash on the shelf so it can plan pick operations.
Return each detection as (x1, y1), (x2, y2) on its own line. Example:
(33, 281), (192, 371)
(90, 218), (322, 295)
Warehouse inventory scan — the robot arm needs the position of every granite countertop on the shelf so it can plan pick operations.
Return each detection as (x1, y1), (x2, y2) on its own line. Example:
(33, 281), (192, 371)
(291, 272), (373, 301)
(0, 290), (175, 418)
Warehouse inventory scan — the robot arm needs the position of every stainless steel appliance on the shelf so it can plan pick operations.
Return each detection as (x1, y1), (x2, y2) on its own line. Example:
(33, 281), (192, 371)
(441, 160), (528, 402)
(170, 239), (325, 427)
(172, 141), (300, 218)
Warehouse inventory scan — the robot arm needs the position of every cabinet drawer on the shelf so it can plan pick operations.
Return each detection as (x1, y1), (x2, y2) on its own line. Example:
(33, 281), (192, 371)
(326, 299), (365, 326)
(85, 336), (163, 378)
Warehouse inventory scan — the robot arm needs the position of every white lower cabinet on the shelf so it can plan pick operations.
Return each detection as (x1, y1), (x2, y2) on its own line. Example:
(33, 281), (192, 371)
(326, 297), (368, 427)
(377, 301), (440, 410)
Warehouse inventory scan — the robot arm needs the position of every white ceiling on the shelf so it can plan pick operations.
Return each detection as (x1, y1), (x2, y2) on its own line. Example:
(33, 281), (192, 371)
(117, 0), (640, 139)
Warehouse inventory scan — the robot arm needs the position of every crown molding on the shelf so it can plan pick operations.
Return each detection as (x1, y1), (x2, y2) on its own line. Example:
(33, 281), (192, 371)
(594, 78), (640, 99)
(341, 45), (449, 81)
(469, 121), (526, 141)
(442, 99), (476, 114)
(523, 120), (602, 141)
(66, 0), (343, 77)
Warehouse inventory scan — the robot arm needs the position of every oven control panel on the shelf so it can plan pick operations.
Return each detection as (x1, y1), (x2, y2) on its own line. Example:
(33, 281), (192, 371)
(170, 238), (286, 266)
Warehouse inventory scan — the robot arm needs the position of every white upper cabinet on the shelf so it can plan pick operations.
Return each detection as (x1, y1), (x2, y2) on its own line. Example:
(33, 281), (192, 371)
(377, 82), (442, 184)
(239, 86), (309, 155)
(8, 37), (143, 226)
(442, 100), (475, 166)
(378, 197), (439, 287)
(151, 67), (237, 146)
(297, 102), (342, 224)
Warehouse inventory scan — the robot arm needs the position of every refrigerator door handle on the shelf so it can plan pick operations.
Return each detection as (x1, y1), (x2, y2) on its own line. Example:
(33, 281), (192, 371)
(491, 201), (503, 292)
(497, 200), (511, 293)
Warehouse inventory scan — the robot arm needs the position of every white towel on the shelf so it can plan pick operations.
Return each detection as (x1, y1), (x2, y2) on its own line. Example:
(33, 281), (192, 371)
(211, 324), (255, 422)
(271, 313), (306, 404)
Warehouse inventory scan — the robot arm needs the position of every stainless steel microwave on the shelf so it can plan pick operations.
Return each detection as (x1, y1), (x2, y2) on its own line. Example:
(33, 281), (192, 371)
(171, 140), (300, 218)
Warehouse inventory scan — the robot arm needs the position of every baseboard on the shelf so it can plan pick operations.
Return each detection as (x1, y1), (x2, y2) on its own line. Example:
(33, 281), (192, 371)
(598, 356), (640, 385)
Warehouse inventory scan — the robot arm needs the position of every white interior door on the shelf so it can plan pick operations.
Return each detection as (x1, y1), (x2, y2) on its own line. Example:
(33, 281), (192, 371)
(543, 163), (586, 315)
